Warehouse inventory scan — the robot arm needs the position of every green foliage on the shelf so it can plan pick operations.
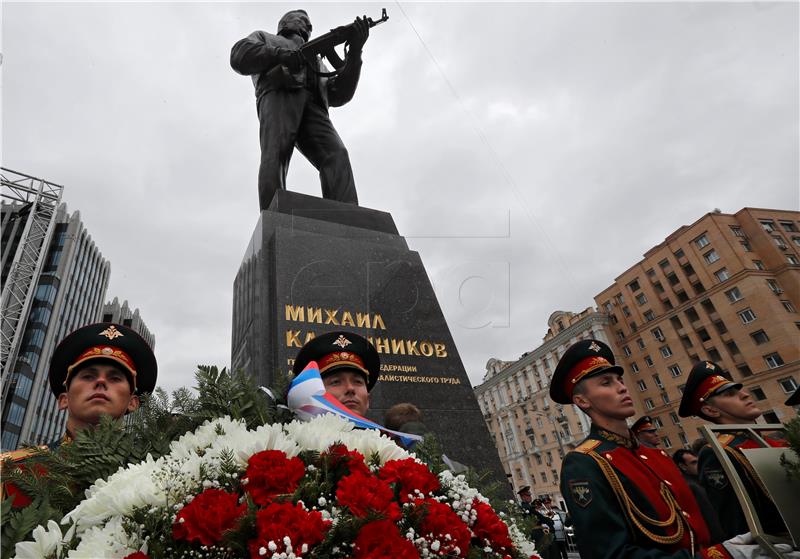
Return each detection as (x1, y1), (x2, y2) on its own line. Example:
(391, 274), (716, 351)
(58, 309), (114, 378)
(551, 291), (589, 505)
(781, 415), (800, 482)
(0, 365), (289, 553)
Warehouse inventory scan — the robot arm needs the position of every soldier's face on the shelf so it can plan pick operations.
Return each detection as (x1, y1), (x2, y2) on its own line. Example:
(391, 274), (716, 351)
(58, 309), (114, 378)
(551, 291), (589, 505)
(323, 369), (369, 416)
(279, 11), (312, 41)
(58, 362), (139, 428)
(704, 387), (762, 423)
(575, 372), (635, 419)
(638, 429), (661, 446)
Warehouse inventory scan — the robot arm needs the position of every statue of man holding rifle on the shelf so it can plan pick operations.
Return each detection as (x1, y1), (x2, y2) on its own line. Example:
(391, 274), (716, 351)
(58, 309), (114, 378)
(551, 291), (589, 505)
(231, 9), (388, 210)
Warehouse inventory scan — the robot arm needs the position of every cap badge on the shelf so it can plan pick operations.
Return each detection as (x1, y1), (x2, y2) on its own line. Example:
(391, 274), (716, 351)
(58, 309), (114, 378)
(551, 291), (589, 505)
(99, 325), (124, 340)
(333, 335), (352, 349)
(101, 347), (114, 355)
(705, 361), (715, 370)
(589, 341), (601, 352)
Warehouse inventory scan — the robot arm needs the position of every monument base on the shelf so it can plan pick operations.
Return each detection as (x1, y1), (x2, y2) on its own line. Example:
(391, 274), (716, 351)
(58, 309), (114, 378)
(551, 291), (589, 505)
(232, 191), (509, 494)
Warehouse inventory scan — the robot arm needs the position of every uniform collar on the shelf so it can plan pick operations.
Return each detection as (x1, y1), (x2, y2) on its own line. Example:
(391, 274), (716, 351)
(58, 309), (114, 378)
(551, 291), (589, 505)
(592, 424), (638, 449)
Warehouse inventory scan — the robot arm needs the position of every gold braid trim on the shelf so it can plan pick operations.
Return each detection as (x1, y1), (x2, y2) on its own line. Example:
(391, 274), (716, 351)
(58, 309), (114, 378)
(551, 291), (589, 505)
(587, 450), (693, 550)
(724, 446), (770, 497)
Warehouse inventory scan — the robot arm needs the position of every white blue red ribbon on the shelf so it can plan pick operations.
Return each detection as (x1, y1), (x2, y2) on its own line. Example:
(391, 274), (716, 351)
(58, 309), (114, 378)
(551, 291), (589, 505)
(287, 361), (423, 448)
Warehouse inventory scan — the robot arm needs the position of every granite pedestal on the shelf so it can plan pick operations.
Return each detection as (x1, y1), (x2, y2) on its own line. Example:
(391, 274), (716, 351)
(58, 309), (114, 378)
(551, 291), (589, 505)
(232, 190), (509, 492)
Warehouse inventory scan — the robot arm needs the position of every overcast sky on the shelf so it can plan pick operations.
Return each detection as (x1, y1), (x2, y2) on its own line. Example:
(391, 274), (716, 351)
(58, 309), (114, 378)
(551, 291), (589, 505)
(4, 2), (798, 394)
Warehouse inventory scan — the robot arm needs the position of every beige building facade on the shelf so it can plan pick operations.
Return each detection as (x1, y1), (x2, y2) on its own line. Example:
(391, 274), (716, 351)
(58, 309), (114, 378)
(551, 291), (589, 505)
(474, 308), (611, 508)
(595, 208), (800, 450)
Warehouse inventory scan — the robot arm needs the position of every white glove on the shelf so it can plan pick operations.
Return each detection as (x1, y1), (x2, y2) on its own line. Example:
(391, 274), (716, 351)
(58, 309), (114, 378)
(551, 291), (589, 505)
(773, 543), (800, 558)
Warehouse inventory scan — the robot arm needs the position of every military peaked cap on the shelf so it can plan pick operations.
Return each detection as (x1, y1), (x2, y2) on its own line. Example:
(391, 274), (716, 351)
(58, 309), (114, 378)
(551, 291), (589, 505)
(631, 415), (657, 434)
(678, 360), (741, 418)
(549, 339), (623, 404)
(292, 331), (380, 391)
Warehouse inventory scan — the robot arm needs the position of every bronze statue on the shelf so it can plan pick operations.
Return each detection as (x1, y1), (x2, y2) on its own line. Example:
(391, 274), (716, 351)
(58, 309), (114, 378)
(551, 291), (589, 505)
(231, 9), (388, 210)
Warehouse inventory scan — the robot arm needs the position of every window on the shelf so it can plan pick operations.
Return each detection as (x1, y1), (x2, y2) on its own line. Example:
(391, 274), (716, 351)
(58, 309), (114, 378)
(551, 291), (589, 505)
(713, 320), (728, 335)
(630, 321), (638, 332)
(753, 260), (766, 270)
(725, 287), (743, 302)
(623, 306), (632, 317)
(653, 281), (664, 293)
(682, 263), (696, 276)
(725, 340), (740, 355)
(730, 225), (745, 237)
(653, 374), (663, 388)
(708, 347), (722, 361)
(652, 416), (663, 428)
(738, 308), (757, 324)
(766, 279), (782, 293)
(778, 377), (797, 393)
(668, 364), (682, 377)
(623, 345), (632, 357)
(670, 316), (683, 329)
(763, 411), (780, 424)
(780, 220), (798, 233)
(760, 220), (776, 232)
(646, 268), (656, 277)
(685, 308), (700, 322)
(773, 236), (787, 249)
(616, 293), (625, 304)
(788, 255), (800, 265)
(637, 380), (648, 391)
(680, 335), (693, 349)
(628, 279), (641, 292)
(765, 353), (785, 369)
(644, 355), (654, 367)
(637, 338), (646, 349)
(659, 259), (670, 269)
(662, 393), (671, 404)
(636, 293), (648, 306)
(750, 330), (770, 345)
(697, 328), (711, 342)
(737, 364), (753, 377)
(662, 436), (673, 449)
(674, 249), (685, 259)
(692, 281), (706, 295)
(617, 330), (625, 340)
(667, 273), (680, 286)
(793, 236), (800, 247)
(741, 241), (752, 252)
(703, 250), (720, 265)
(670, 412), (680, 424)
(652, 327), (665, 341)
(660, 345), (673, 358)
(700, 298), (716, 313)
(714, 268), (731, 282)
(782, 300), (797, 313)
(631, 362), (640, 373)
(662, 298), (673, 310)
(541, 472), (548, 483)
(644, 398), (655, 410)
(694, 234), (710, 249)
(644, 310), (655, 322)
(750, 386), (767, 400)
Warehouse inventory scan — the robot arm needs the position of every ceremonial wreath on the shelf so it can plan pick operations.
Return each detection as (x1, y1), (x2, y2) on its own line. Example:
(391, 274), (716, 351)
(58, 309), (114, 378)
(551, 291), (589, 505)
(5, 368), (540, 559)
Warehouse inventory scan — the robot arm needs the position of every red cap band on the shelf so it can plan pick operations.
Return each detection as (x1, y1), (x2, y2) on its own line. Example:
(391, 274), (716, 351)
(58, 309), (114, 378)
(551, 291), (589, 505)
(563, 356), (612, 400)
(318, 351), (369, 379)
(66, 346), (138, 390)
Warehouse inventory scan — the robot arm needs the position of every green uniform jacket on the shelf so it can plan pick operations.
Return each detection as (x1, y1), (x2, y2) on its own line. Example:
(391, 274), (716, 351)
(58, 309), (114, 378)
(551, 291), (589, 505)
(697, 432), (787, 540)
(560, 425), (730, 559)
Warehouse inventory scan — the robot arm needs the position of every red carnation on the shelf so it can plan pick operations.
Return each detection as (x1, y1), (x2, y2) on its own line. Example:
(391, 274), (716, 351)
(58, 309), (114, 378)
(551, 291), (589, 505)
(248, 501), (331, 558)
(243, 449), (305, 505)
(336, 472), (402, 521)
(379, 458), (440, 502)
(416, 498), (471, 558)
(122, 553), (151, 559)
(172, 488), (245, 546)
(471, 499), (514, 551)
(321, 443), (370, 476)
(350, 519), (420, 559)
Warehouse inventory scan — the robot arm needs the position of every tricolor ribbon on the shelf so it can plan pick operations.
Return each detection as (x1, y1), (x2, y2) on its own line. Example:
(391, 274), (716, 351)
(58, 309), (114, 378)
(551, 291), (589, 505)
(287, 361), (423, 448)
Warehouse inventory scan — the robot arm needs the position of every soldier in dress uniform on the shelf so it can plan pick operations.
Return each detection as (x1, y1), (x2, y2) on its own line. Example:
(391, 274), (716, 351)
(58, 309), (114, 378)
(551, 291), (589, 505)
(551, 339), (732, 558)
(632, 415), (662, 448)
(1, 322), (157, 507)
(678, 361), (788, 540)
(292, 331), (379, 416)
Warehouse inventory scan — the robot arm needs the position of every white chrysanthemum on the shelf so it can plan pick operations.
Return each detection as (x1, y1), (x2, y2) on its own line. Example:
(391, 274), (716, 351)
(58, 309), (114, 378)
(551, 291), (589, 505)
(66, 516), (139, 558)
(206, 422), (300, 467)
(13, 520), (64, 559)
(507, 517), (538, 558)
(63, 454), (164, 530)
(169, 416), (247, 458)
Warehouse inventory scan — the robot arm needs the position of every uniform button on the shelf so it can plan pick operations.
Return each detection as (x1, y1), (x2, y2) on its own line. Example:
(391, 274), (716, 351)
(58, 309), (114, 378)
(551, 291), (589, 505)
(605, 454), (613, 461)
(682, 511), (690, 518)
(661, 451), (668, 457)
(640, 455), (648, 460)
(664, 480), (672, 486)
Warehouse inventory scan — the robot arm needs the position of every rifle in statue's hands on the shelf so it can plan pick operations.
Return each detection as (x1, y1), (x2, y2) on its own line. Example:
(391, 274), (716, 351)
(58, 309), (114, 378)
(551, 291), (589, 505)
(300, 8), (389, 77)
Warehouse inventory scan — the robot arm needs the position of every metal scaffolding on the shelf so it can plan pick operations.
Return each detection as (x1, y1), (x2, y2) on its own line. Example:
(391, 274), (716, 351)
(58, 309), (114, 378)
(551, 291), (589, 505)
(1, 168), (64, 384)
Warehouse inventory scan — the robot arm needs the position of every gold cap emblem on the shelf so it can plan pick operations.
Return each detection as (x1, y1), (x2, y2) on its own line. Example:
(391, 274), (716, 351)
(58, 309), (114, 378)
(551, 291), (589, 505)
(705, 361), (715, 370)
(589, 341), (601, 352)
(99, 325), (124, 340)
(333, 335), (352, 349)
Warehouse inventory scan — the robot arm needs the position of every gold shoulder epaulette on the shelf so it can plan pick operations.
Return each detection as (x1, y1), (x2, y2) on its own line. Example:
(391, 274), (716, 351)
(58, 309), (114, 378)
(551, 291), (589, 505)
(573, 439), (602, 454)
(717, 434), (735, 448)
(0, 446), (44, 465)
